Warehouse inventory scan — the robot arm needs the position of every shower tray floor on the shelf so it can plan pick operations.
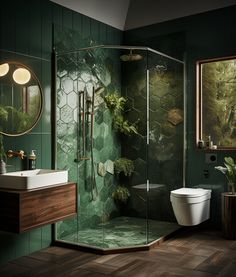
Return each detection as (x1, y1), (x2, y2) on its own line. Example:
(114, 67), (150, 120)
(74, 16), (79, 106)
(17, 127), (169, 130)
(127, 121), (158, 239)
(59, 216), (180, 249)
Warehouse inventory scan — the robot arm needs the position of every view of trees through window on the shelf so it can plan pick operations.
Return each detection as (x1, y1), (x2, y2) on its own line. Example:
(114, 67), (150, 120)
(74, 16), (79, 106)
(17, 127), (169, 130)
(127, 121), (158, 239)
(198, 57), (236, 148)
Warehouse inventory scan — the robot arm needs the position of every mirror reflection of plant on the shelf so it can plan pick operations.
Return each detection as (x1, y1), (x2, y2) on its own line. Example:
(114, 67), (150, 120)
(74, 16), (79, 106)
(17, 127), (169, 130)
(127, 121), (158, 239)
(0, 105), (33, 133)
(104, 92), (139, 136)
(114, 157), (134, 177)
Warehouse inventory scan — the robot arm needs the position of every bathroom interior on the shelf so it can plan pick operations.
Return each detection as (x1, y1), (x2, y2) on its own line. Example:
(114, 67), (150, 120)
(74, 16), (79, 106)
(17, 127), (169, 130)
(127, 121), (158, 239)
(0, 0), (236, 274)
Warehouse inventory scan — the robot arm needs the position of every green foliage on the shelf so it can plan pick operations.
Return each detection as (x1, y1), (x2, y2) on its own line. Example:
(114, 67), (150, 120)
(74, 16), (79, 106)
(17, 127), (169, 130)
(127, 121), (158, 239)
(0, 106), (8, 121)
(104, 92), (139, 136)
(112, 185), (130, 203)
(114, 157), (134, 177)
(202, 59), (236, 147)
(113, 115), (139, 136)
(104, 93), (126, 114)
(0, 105), (33, 134)
(215, 156), (236, 194)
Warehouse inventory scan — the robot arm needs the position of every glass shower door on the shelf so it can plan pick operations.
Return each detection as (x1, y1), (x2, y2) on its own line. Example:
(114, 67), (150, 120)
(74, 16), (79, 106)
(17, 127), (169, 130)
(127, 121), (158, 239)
(147, 51), (185, 243)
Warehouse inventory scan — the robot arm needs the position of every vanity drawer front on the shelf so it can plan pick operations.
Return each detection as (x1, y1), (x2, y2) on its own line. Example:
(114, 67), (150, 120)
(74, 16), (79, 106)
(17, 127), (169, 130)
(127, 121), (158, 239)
(0, 182), (77, 233)
(20, 183), (77, 232)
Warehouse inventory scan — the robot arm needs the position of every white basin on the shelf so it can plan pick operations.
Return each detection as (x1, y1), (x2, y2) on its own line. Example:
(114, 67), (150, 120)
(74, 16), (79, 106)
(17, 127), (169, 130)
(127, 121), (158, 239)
(0, 169), (68, 190)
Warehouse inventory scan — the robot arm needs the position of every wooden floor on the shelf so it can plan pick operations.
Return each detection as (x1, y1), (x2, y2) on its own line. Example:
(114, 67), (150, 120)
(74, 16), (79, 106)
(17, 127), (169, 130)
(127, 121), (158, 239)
(1, 228), (236, 277)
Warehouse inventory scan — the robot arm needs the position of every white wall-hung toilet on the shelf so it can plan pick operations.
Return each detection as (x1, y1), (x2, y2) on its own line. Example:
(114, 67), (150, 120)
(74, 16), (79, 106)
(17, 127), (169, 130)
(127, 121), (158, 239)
(170, 188), (211, 226)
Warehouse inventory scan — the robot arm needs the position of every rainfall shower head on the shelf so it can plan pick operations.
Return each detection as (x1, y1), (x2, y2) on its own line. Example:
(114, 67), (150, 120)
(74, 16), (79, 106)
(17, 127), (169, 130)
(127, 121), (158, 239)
(120, 49), (143, 62)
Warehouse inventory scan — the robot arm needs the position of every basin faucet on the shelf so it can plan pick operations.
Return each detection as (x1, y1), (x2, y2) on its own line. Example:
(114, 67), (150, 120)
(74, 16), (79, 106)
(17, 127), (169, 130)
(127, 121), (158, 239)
(7, 150), (26, 159)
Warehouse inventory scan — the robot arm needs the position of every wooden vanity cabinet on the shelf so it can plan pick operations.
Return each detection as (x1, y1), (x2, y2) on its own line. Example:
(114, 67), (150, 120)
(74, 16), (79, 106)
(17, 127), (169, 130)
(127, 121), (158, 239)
(0, 182), (77, 233)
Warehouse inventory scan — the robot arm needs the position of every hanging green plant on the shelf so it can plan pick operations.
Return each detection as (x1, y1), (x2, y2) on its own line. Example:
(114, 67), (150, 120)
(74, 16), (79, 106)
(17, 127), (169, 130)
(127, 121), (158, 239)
(113, 114), (139, 136)
(112, 185), (130, 203)
(104, 92), (139, 136)
(114, 157), (134, 177)
(104, 93), (126, 114)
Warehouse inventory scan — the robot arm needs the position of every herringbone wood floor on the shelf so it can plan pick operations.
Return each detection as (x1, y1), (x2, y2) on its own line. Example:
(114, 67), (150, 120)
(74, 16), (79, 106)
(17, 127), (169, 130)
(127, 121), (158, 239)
(1, 228), (236, 277)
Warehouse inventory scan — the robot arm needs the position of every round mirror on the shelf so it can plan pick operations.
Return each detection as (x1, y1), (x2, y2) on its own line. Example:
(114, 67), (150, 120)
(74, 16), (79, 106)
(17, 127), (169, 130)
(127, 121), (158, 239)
(0, 61), (43, 136)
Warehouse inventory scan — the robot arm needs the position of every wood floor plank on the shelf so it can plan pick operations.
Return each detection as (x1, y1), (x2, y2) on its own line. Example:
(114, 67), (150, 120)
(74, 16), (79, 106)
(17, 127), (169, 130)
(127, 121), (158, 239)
(1, 229), (236, 277)
(112, 259), (156, 276)
(77, 261), (118, 275)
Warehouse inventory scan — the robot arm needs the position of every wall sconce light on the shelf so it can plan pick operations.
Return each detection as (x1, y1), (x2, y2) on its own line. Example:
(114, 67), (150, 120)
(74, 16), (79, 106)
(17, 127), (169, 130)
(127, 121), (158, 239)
(0, 63), (10, 77)
(13, 68), (31, 85)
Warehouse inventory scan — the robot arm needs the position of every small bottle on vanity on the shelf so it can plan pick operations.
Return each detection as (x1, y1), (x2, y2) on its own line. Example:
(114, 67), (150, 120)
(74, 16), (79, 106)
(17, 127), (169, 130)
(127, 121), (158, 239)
(28, 150), (36, 170)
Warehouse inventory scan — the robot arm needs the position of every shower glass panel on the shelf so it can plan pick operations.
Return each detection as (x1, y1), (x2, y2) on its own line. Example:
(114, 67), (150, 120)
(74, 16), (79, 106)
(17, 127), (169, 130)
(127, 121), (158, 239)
(147, 51), (185, 243)
(55, 45), (184, 250)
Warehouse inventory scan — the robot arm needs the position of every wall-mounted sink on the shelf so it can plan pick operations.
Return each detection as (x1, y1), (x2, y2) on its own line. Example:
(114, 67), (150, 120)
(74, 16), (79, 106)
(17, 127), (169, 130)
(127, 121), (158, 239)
(0, 169), (68, 190)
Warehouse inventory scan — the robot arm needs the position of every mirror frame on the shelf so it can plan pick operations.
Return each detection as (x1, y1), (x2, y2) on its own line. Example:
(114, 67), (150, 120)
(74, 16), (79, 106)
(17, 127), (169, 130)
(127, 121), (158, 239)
(196, 55), (236, 150)
(0, 61), (43, 136)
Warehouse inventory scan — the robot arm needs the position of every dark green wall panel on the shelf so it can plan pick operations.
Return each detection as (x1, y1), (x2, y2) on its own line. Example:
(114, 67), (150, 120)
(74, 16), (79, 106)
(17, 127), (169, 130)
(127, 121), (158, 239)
(62, 8), (73, 30)
(73, 13), (83, 34)
(29, 1), (42, 58)
(0, 0), (122, 266)
(81, 15), (91, 38)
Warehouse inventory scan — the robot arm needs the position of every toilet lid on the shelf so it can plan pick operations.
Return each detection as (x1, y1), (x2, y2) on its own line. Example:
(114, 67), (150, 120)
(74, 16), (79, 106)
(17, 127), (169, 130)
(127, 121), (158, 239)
(171, 188), (211, 198)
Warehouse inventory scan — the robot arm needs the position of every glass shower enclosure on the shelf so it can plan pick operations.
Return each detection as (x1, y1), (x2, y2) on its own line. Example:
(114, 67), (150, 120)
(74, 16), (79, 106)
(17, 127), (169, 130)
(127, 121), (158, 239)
(55, 45), (185, 251)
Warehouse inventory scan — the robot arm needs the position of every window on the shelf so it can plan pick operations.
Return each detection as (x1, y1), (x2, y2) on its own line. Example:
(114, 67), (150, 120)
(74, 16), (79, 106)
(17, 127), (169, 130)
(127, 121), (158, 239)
(196, 56), (236, 149)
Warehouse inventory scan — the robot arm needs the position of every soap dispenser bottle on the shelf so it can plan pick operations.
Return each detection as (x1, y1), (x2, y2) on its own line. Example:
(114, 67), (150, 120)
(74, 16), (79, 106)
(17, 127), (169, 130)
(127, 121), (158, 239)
(28, 150), (36, 170)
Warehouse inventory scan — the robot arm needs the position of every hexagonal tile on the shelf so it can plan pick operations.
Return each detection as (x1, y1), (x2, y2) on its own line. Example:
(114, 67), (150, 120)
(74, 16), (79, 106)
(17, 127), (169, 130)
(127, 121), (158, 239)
(67, 91), (78, 109)
(94, 136), (104, 151)
(156, 80), (170, 98)
(60, 105), (74, 123)
(61, 76), (74, 94)
(76, 80), (85, 92)
(150, 109), (167, 123)
(167, 108), (183, 126)
(161, 122), (176, 138)
(57, 90), (67, 108)
(57, 69), (67, 78)
(57, 120), (67, 138)
(69, 71), (78, 81)
(81, 72), (91, 83)
(160, 94), (175, 110)
(95, 109), (104, 125)
(73, 108), (78, 122)
(103, 109), (112, 125)
(100, 122), (109, 138)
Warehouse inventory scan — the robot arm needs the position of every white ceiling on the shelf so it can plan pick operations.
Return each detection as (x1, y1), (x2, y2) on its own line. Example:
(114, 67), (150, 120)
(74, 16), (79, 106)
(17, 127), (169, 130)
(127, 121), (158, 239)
(50, 0), (130, 30)
(51, 0), (236, 30)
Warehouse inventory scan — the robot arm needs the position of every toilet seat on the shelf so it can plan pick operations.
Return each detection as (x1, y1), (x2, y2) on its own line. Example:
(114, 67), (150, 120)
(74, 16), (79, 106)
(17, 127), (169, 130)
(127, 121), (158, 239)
(170, 188), (211, 204)
(171, 188), (211, 197)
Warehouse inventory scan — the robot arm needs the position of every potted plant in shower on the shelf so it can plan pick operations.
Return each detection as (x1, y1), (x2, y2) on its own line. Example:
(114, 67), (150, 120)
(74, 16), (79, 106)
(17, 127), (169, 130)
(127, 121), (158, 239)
(114, 157), (134, 177)
(112, 158), (134, 210)
(215, 157), (236, 239)
(112, 185), (130, 204)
